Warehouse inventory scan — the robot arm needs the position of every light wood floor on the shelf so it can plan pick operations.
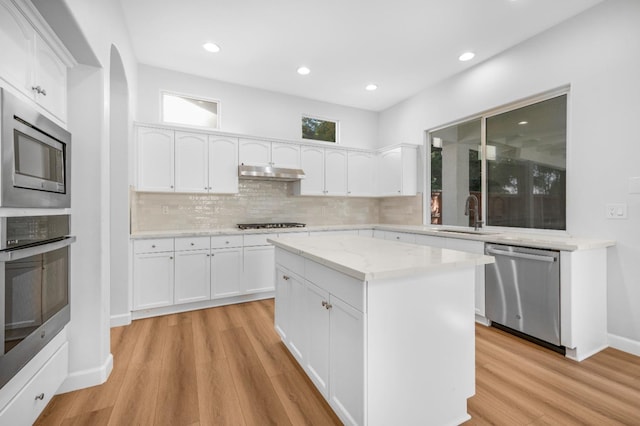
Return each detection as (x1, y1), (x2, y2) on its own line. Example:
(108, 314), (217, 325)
(35, 299), (640, 425)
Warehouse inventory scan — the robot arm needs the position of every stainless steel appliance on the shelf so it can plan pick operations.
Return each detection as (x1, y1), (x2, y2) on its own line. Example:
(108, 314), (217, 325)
(237, 222), (306, 230)
(238, 164), (305, 181)
(484, 243), (563, 352)
(0, 215), (75, 388)
(1, 88), (71, 208)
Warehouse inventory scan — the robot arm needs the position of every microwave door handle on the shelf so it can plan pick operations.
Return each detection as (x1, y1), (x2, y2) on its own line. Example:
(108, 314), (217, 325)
(0, 236), (76, 262)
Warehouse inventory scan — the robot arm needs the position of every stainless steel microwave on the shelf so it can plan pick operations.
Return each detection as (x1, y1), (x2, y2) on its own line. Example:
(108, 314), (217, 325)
(1, 88), (71, 208)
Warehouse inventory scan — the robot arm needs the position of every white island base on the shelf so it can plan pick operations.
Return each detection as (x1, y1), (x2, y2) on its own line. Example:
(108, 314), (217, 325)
(270, 235), (494, 426)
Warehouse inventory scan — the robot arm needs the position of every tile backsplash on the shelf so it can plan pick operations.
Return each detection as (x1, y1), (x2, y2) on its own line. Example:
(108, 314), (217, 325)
(131, 180), (422, 232)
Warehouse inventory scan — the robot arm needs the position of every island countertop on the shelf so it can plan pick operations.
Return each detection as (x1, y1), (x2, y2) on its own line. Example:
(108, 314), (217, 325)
(268, 234), (494, 281)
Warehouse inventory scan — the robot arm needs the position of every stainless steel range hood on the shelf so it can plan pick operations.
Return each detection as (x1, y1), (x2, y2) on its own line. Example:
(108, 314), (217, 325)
(238, 164), (305, 181)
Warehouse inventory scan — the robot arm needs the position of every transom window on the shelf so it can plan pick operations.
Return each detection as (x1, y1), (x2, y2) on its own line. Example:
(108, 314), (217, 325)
(428, 93), (567, 231)
(161, 92), (219, 129)
(301, 115), (338, 143)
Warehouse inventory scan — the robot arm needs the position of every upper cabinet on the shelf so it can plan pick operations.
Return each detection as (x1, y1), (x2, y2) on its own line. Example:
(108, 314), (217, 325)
(294, 147), (348, 196)
(239, 139), (300, 169)
(137, 127), (175, 192)
(0, 0), (75, 124)
(324, 149), (348, 196)
(377, 146), (418, 196)
(347, 151), (375, 197)
(136, 125), (238, 194)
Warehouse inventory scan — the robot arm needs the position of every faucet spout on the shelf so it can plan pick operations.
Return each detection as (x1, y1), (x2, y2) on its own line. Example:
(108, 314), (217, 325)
(464, 194), (483, 231)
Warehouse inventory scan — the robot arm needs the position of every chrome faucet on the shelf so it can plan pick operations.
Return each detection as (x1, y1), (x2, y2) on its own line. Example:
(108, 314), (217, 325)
(464, 194), (483, 231)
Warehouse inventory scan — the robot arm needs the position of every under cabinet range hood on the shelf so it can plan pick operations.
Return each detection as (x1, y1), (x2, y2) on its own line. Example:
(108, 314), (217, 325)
(238, 164), (305, 181)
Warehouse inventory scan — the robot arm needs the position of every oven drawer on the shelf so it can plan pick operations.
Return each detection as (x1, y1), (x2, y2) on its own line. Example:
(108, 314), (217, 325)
(0, 342), (68, 425)
(133, 238), (174, 254)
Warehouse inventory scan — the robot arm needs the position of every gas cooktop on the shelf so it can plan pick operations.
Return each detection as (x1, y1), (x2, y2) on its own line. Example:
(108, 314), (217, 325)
(237, 222), (306, 230)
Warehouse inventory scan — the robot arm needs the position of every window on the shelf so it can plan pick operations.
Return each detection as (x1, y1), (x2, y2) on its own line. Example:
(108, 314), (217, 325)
(301, 116), (338, 143)
(428, 93), (567, 231)
(161, 92), (219, 129)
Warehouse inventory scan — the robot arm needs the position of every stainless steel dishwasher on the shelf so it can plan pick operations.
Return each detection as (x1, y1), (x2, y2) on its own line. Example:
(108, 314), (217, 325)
(485, 243), (563, 351)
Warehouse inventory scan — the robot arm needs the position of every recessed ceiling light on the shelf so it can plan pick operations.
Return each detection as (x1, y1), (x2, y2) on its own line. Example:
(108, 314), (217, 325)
(518, 121), (528, 125)
(297, 66), (311, 75)
(365, 84), (378, 91)
(203, 42), (220, 53)
(458, 51), (475, 62)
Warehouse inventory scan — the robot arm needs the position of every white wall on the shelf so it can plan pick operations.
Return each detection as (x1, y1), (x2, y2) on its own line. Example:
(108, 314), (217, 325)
(378, 0), (640, 352)
(137, 64), (379, 150)
(46, 0), (138, 391)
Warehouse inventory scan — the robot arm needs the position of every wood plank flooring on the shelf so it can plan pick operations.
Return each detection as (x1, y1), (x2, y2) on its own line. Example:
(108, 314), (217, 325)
(35, 299), (640, 425)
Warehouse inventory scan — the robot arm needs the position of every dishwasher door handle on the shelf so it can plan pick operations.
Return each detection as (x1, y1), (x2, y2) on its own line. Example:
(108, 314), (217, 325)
(486, 247), (557, 263)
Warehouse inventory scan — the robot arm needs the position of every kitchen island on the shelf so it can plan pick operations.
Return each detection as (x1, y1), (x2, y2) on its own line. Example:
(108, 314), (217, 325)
(269, 235), (495, 426)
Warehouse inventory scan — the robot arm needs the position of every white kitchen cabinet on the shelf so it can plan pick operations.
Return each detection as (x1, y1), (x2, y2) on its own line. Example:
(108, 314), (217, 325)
(295, 146), (325, 195)
(329, 295), (365, 426)
(174, 249), (211, 304)
(414, 234), (448, 248)
(274, 267), (291, 341)
(175, 131), (208, 192)
(172, 131), (239, 194)
(347, 151), (375, 196)
(209, 136), (239, 193)
(211, 247), (242, 298)
(136, 127), (175, 192)
(304, 281), (331, 398)
(377, 146), (417, 196)
(445, 237), (486, 317)
(271, 142), (300, 168)
(32, 34), (66, 121)
(243, 245), (275, 293)
(286, 271), (307, 364)
(0, 0), (72, 123)
(239, 139), (300, 168)
(133, 251), (174, 310)
(324, 149), (348, 196)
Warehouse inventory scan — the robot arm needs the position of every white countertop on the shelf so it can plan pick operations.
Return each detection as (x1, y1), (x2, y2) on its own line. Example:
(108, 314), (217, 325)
(130, 223), (614, 252)
(269, 235), (495, 281)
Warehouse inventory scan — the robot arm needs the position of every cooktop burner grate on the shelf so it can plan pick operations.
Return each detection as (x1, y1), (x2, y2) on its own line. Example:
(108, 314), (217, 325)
(237, 222), (306, 230)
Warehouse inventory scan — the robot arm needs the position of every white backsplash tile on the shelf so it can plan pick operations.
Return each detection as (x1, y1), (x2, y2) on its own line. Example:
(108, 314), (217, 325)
(131, 180), (422, 232)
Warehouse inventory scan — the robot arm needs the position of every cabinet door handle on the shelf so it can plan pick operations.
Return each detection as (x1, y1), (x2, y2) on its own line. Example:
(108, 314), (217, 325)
(190, 243), (195, 246)
(151, 245), (156, 248)
(35, 393), (45, 401)
(169, 256), (173, 260)
(321, 300), (327, 307)
(282, 275), (290, 280)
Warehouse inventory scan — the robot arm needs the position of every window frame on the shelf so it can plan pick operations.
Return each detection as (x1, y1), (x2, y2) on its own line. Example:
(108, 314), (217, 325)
(424, 87), (570, 234)
(160, 91), (221, 130)
(301, 114), (340, 144)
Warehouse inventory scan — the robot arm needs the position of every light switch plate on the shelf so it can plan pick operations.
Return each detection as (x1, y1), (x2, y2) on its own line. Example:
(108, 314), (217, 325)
(606, 203), (627, 219)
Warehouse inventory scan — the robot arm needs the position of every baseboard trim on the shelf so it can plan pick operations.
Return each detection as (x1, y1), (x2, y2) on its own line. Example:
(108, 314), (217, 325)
(57, 353), (113, 394)
(608, 333), (640, 357)
(110, 312), (132, 328)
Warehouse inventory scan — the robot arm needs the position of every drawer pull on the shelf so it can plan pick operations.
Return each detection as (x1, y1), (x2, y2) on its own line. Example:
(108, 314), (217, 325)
(151, 245), (156, 248)
(322, 301), (332, 310)
(35, 393), (45, 401)
(190, 243), (195, 246)
(282, 275), (290, 281)
(225, 241), (230, 244)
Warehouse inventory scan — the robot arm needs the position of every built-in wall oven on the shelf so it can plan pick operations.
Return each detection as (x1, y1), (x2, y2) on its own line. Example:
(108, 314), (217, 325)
(1, 88), (71, 208)
(0, 215), (75, 388)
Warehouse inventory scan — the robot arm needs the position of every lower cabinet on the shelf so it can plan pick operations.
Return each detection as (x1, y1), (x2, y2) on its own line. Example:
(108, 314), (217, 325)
(133, 251), (174, 310)
(211, 247), (243, 298)
(275, 259), (364, 426)
(243, 245), (275, 293)
(174, 249), (211, 304)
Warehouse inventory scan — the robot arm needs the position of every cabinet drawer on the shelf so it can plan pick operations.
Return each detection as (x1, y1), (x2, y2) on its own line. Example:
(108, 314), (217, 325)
(210, 235), (243, 249)
(243, 233), (278, 246)
(275, 248), (305, 277)
(0, 342), (68, 425)
(305, 259), (365, 312)
(384, 231), (416, 244)
(175, 236), (210, 251)
(134, 238), (174, 254)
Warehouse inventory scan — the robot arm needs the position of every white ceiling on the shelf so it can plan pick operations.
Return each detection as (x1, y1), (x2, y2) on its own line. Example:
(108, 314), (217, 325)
(119, 0), (604, 112)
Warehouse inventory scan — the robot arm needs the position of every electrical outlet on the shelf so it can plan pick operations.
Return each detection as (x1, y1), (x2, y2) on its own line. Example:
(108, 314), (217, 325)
(162, 205), (169, 215)
(605, 203), (627, 219)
